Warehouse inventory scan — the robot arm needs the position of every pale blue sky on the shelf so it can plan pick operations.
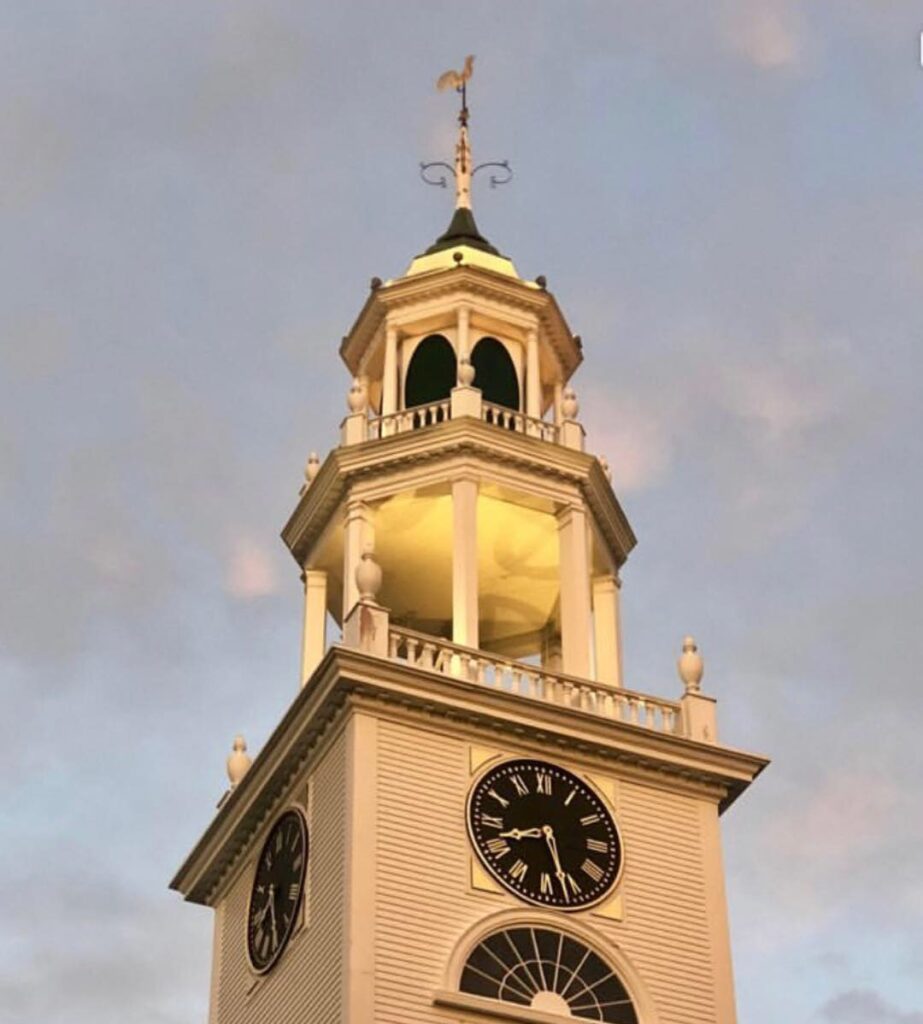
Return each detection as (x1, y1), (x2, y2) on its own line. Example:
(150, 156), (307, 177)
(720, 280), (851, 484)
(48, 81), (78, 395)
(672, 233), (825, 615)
(2, 3), (922, 1022)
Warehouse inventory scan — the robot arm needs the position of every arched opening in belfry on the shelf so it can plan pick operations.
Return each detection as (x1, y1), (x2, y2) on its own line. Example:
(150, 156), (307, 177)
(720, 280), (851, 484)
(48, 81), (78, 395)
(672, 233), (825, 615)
(404, 334), (457, 413)
(471, 337), (519, 411)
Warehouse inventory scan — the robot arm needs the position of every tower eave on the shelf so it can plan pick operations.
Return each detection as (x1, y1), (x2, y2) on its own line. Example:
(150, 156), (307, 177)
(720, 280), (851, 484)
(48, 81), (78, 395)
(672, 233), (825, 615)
(339, 265), (582, 386)
(170, 645), (768, 906)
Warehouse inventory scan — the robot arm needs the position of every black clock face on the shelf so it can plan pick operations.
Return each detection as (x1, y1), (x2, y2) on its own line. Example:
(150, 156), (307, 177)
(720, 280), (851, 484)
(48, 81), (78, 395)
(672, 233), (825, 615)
(467, 758), (622, 911)
(246, 808), (308, 973)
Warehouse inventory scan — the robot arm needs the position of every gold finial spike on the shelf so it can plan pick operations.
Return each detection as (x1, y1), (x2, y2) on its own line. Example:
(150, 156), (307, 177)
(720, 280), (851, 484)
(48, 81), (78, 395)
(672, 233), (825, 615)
(436, 55), (475, 211)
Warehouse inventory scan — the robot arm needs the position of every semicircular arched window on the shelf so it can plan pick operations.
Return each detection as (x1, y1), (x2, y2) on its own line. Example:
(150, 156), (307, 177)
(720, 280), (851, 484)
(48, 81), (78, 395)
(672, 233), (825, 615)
(404, 334), (457, 412)
(471, 336), (520, 411)
(459, 926), (638, 1023)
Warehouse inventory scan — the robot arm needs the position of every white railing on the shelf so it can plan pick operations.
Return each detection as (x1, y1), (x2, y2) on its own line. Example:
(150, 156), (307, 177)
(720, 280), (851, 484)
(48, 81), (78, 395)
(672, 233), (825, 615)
(365, 400), (558, 444)
(368, 400), (451, 439)
(387, 626), (680, 736)
(481, 401), (559, 443)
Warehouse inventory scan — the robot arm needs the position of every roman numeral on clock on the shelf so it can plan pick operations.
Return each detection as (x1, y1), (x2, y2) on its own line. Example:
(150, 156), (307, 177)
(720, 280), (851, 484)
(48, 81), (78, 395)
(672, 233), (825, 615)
(535, 771), (552, 795)
(288, 883), (300, 901)
(509, 859), (528, 881)
(586, 838), (609, 854)
(580, 813), (601, 827)
(582, 859), (604, 883)
(540, 872), (553, 895)
(486, 837), (510, 858)
(488, 787), (510, 808)
(509, 774), (529, 797)
(480, 814), (504, 830)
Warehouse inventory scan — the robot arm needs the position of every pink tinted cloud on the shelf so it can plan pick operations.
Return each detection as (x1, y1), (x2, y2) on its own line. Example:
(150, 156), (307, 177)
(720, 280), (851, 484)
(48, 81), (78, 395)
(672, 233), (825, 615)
(225, 537), (278, 599)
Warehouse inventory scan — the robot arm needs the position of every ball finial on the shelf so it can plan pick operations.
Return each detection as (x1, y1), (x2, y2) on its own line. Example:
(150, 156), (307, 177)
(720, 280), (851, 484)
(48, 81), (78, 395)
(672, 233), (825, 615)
(226, 734), (252, 789)
(677, 636), (704, 693)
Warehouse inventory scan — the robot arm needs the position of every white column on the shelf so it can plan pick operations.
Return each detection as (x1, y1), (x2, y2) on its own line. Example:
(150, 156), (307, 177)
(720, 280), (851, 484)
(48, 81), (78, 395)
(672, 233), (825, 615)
(301, 569), (328, 686)
(553, 381), (564, 426)
(557, 505), (592, 678)
(343, 500), (371, 619)
(526, 329), (540, 419)
(382, 324), (398, 416)
(452, 476), (479, 649)
(457, 304), (471, 361)
(592, 574), (623, 687)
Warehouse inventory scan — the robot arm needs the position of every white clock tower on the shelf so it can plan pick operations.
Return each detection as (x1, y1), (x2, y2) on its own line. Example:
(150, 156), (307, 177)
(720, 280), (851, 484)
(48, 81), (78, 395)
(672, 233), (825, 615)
(171, 67), (767, 1024)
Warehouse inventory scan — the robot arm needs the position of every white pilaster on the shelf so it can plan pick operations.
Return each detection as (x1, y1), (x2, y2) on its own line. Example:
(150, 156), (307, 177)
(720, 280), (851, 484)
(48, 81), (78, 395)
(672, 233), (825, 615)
(592, 574), (623, 687)
(526, 329), (540, 419)
(343, 500), (371, 619)
(300, 569), (328, 686)
(557, 504), (592, 678)
(452, 476), (479, 648)
(382, 324), (398, 417)
(457, 305), (471, 361)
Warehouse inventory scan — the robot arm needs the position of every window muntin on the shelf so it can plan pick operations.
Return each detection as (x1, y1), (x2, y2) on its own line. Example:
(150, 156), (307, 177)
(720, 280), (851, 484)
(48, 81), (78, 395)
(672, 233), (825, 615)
(459, 925), (638, 1023)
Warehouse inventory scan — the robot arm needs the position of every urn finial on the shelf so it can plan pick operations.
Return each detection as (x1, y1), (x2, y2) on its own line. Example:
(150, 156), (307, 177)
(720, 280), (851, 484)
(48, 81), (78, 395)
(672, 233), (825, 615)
(677, 636), (704, 693)
(347, 378), (367, 414)
(458, 356), (476, 387)
(226, 735), (252, 789)
(562, 387), (579, 421)
(356, 542), (383, 601)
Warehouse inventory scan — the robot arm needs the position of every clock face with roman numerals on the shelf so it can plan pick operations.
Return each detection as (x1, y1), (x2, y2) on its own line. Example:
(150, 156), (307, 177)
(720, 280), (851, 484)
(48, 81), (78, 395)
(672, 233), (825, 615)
(467, 758), (622, 911)
(246, 808), (308, 973)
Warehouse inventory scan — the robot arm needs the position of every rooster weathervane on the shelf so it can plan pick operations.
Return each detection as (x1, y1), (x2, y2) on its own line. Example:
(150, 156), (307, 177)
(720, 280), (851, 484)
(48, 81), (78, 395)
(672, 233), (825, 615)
(420, 55), (513, 206)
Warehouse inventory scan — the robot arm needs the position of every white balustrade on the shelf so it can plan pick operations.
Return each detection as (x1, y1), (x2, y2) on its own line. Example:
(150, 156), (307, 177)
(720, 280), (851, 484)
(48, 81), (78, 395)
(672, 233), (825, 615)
(387, 626), (680, 736)
(366, 400), (559, 443)
(481, 401), (559, 443)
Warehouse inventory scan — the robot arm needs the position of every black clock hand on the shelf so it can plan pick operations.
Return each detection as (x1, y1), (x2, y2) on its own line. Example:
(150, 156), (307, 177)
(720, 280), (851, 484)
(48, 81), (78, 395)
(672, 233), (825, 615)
(267, 884), (279, 947)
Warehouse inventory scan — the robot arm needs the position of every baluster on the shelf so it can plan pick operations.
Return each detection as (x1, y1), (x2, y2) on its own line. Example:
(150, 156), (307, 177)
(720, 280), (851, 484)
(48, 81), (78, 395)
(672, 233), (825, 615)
(419, 642), (436, 669)
(406, 637), (419, 665)
(615, 694), (626, 722)
(628, 697), (639, 725)
(527, 672), (540, 700)
(388, 633), (400, 659)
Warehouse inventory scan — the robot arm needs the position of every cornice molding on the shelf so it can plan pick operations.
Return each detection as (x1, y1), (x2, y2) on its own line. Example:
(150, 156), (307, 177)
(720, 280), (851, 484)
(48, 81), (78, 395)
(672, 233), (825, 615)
(339, 265), (581, 382)
(170, 646), (768, 906)
(282, 419), (637, 569)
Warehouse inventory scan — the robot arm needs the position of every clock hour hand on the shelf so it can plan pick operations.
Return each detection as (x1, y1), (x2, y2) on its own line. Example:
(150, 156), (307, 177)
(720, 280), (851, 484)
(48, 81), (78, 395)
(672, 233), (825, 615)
(542, 825), (569, 902)
(499, 827), (544, 839)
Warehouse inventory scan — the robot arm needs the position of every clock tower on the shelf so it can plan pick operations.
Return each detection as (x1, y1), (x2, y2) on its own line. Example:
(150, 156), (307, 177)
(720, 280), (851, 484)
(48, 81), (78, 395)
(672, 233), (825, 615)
(171, 67), (767, 1024)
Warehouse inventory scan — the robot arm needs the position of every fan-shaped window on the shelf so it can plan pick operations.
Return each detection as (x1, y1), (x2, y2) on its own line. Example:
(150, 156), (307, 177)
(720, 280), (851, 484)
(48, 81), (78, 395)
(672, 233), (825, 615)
(471, 336), (519, 411)
(460, 926), (638, 1023)
(404, 334), (456, 415)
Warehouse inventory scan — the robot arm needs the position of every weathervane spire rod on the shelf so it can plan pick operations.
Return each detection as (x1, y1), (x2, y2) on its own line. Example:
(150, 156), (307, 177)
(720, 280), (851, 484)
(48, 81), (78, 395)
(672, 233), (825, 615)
(436, 55), (475, 210)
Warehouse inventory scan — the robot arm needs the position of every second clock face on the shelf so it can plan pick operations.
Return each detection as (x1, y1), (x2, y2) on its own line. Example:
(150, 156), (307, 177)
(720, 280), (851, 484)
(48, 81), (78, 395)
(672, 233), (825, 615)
(246, 808), (308, 973)
(467, 758), (622, 911)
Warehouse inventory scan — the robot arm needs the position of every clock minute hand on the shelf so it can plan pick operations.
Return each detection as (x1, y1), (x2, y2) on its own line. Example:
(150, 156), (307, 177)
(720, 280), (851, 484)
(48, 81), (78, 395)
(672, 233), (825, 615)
(542, 825), (569, 902)
(499, 828), (544, 839)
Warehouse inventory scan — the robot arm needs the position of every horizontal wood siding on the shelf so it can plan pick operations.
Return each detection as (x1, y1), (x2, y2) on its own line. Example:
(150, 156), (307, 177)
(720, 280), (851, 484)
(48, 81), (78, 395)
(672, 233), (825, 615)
(373, 718), (723, 1024)
(214, 729), (347, 1024)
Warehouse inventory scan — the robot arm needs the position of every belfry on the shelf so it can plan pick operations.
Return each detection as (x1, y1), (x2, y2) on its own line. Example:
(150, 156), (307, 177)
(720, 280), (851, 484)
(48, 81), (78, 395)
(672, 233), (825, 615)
(171, 61), (767, 1024)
